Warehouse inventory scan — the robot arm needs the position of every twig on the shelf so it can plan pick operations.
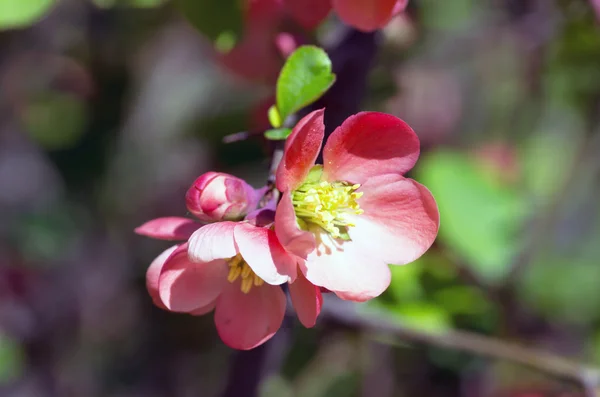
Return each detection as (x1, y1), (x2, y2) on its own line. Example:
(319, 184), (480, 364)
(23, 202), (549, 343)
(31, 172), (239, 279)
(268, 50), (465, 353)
(323, 298), (600, 396)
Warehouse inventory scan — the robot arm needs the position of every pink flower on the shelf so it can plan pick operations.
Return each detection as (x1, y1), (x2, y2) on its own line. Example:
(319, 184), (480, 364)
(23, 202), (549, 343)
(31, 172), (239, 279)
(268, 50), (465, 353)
(136, 212), (322, 350)
(284, 0), (408, 32)
(332, 0), (408, 32)
(185, 172), (265, 222)
(275, 109), (439, 302)
(283, 0), (332, 30)
(218, 0), (286, 83)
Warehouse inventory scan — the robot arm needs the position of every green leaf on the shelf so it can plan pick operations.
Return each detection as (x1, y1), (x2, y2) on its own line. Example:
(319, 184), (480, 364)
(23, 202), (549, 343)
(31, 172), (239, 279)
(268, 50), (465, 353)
(0, 0), (55, 29)
(395, 303), (452, 333)
(264, 128), (292, 141)
(416, 151), (529, 284)
(276, 45), (335, 123)
(268, 105), (283, 128)
(364, 301), (452, 334)
(175, 0), (243, 49)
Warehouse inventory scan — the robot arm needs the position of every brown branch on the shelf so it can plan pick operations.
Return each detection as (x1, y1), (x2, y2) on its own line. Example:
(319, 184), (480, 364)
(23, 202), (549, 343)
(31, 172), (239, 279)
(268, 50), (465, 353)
(323, 298), (600, 397)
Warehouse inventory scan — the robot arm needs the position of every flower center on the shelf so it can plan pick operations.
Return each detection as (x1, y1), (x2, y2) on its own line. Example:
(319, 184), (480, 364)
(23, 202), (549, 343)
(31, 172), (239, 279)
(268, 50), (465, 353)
(226, 254), (264, 294)
(292, 173), (364, 240)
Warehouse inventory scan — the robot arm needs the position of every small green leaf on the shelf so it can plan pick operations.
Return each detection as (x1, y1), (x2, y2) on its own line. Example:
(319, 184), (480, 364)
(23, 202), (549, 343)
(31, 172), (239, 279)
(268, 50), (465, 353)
(276, 45), (335, 122)
(0, 0), (55, 30)
(176, 0), (243, 46)
(268, 105), (283, 128)
(264, 128), (291, 141)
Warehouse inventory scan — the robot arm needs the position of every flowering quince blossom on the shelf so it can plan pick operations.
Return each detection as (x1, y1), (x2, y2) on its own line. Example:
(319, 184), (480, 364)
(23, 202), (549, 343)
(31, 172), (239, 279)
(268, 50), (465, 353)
(284, 0), (408, 32)
(275, 109), (439, 302)
(135, 172), (322, 350)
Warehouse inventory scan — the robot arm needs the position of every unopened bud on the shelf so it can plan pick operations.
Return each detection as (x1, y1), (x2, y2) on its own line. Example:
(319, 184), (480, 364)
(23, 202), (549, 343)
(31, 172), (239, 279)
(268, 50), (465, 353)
(186, 172), (264, 222)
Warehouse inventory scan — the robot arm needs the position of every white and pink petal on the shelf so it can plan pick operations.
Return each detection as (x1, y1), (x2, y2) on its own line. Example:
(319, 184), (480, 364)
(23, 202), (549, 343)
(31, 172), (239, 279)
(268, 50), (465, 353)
(215, 282), (286, 350)
(135, 217), (201, 241)
(323, 112), (420, 184)
(158, 244), (228, 313)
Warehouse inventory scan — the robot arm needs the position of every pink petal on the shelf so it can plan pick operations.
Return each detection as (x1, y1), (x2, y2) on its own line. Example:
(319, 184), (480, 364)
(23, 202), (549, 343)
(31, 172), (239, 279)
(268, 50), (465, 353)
(234, 223), (297, 284)
(284, 0), (332, 30)
(288, 271), (322, 327)
(302, 228), (392, 301)
(188, 222), (237, 263)
(274, 192), (316, 259)
(189, 300), (217, 316)
(215, 283), (286, 350)
(158, 244), (228, 312)
(276, 109), (325, 192)
(351, 173), (439, 266)
(146, 245), (179, 310)
(332, 0), (398, 32)
(323, 112), (419, 184)
(135, 217), (201, 241)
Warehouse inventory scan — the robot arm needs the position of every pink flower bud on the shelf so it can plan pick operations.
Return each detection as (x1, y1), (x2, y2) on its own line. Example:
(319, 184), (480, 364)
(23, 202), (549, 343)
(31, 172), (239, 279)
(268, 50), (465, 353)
(186, 172), (263, 222)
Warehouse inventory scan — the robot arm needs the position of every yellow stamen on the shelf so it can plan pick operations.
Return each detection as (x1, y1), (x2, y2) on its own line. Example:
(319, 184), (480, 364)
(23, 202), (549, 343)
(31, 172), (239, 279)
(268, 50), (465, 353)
(226, 254), (265, 294)
(292, 167), (364, 239)
(241, 277), (253, 294)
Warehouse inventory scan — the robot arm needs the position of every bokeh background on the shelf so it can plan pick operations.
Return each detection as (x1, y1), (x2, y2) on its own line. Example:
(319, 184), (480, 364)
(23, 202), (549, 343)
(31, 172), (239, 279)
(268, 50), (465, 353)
(1, 0), (600, 396)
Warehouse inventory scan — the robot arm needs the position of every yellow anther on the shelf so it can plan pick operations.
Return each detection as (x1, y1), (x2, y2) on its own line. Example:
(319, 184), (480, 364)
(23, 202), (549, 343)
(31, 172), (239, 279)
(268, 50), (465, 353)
(227, 265), (241, 282)
(226, 255), (265, 293)
(228, 255), (243, 267)
(241, 277), (253, 294)
(241, 263), (252, 279)
(292, 168), (364, 240)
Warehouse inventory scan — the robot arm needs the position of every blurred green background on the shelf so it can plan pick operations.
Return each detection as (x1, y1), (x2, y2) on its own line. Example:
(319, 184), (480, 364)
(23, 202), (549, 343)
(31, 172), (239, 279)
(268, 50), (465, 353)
(1, 0), (600, 396)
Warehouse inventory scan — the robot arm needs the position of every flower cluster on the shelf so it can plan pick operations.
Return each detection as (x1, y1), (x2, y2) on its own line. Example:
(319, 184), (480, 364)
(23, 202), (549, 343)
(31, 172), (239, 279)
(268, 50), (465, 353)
(136, 109), (439, 350)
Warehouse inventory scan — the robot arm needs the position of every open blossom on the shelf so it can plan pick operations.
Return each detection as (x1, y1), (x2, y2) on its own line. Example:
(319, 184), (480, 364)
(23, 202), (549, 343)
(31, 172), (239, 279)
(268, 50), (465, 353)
(185, 172), (265, 222)
(136, 209), (322, 350)
(275, 109), (439, 302)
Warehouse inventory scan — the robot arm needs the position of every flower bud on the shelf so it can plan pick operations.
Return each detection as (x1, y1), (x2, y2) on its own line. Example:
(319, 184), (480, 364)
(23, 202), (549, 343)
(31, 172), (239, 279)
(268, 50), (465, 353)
(186, 172), (263, 222)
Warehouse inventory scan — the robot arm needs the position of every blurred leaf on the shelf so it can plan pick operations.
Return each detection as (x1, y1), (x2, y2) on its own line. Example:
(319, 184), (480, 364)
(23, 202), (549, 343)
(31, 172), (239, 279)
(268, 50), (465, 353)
(419, 0), (476, 31)
(320, 373), (359, 397)
(520, 258), (600, 326)
(416, 151), (528, 284)
(16, 205), (81, 264)
(0, 0), (54, 29)
(366, 301), (452, 333)
(21, 92), (87, 150)
(394, 303), (452, 333)
(522, 106), (584, 201)
(433, 286), (490, 316)
(387, 260), (424, 302)
(0, 334), (24, 383)
(276, 45), (335, 123)
(260, 375), (294, 397)
(176, 0), (243, 48)
(264, 128), (292, 140)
